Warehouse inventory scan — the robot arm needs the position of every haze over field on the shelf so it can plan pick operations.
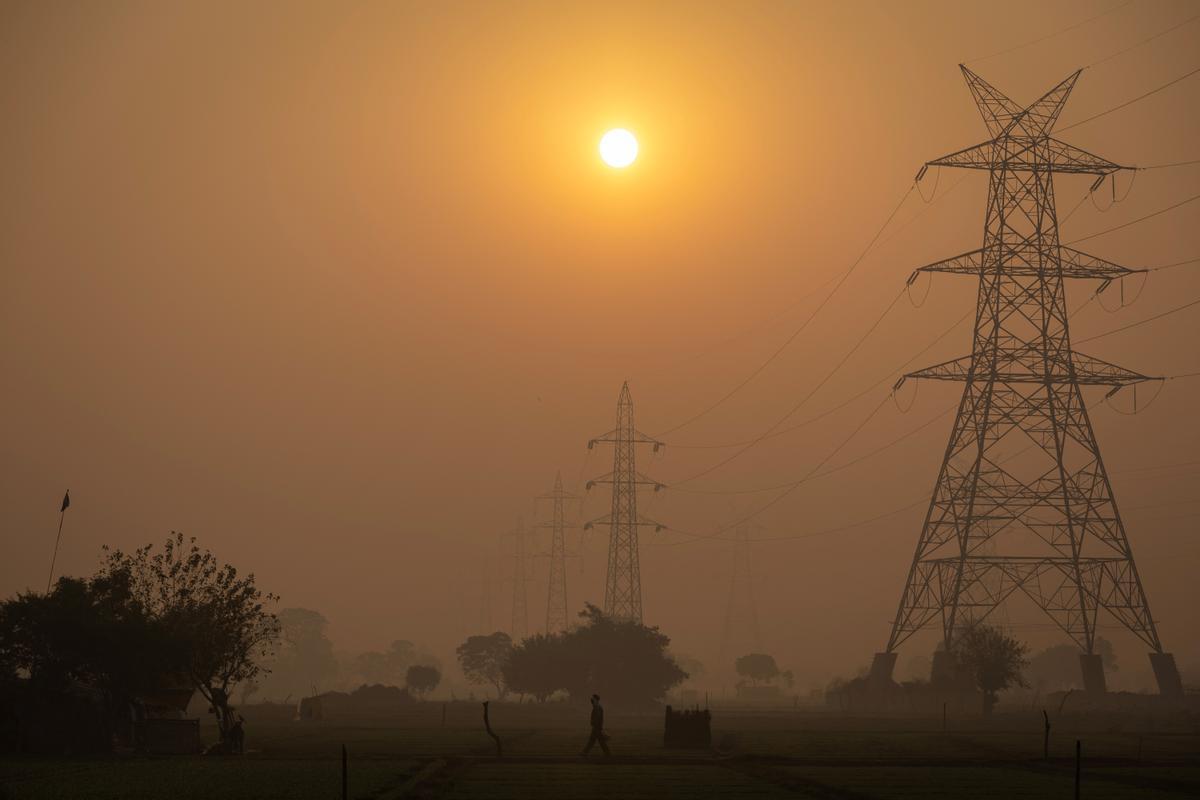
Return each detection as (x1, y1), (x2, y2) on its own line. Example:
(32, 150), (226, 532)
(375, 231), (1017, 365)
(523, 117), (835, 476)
(3, 0), (1198, 691)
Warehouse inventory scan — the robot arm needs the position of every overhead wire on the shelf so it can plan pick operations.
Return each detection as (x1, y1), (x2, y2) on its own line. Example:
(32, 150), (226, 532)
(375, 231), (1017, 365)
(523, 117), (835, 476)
(671, 289), (1105, 494)
(1076, 295), (1200, 344)
(669, 403), (956, 496)
(656, 391), (894, 546)
(965, 0), (1135, 65)
(1140, 159), (1200, 170)
(1086, 10), (1200, 69)
(668, 285), (909, 486)
(653, 184), (916, 438)
(667, 308), (973, 451)
(1059, 64), (1200, 132)
(1064, 191), (1200, 245)
(1147, 257), (1200, 272)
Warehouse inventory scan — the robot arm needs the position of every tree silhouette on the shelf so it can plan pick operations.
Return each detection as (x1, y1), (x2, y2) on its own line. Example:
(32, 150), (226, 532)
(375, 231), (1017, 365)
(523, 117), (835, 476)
(503, 633), (564, 702)
(952, 623), (1029, 715)
(456, 632), (512, 698)
(405, 664), (441, 698)
(99, 532), (280, 747)
(735, 653), (780, 686)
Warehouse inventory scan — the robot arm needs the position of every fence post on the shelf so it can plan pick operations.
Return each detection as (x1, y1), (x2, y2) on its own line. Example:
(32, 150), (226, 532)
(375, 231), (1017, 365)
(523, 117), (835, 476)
(1080, 743), (1089, 796)
(1042, 710), (1050, 760)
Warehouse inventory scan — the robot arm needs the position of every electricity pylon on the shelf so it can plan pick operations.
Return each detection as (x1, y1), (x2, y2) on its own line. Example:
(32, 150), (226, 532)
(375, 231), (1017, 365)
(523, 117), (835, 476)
(535, 471), (581, 634)
(720, 523), (764, 663)
(585, 381), (664, 623)
(871, 66), (1182, 697)
(504, 517), (533, 642)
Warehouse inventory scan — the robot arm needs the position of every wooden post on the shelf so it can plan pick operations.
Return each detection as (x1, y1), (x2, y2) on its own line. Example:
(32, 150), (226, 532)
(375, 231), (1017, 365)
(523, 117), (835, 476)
(1074, 739), (1081, 800)
(341, 744), (348, 800)
(482, 701), (502, 758)
(1042, 709), (1050, 760)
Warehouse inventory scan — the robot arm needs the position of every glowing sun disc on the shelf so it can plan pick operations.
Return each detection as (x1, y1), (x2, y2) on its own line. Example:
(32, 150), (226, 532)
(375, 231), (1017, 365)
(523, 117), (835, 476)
(599, 128), (638, 168)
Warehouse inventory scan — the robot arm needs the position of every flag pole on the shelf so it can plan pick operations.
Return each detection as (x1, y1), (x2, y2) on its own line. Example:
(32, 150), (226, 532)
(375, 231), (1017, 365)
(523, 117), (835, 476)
(46, 490), (70, 593)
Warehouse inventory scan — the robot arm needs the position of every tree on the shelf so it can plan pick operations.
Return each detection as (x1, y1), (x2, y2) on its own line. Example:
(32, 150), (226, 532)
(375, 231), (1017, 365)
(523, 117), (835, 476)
(1027, 638), (1118, 692)
(258, 608), (338, 701)
(735, 653), (780, 686)
(672, 654), (705, 684)
(951, 623), (1029, 715)
(0, 574), (183, 711)
(352, 639), (440, 687)
(503, 633), (566, 702)
(456, 632), (512, 698)
(99, 532), (280, 746)
(557, 605), (687, 708)
(405, 664), (440, 698)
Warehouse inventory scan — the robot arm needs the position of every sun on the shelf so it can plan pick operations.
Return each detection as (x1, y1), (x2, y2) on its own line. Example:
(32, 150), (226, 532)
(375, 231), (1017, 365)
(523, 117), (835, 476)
(599, 128), (638, 168)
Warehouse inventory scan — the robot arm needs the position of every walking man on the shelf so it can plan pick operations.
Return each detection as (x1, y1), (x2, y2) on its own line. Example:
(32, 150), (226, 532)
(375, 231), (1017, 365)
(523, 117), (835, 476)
(581, 693), (611, 756)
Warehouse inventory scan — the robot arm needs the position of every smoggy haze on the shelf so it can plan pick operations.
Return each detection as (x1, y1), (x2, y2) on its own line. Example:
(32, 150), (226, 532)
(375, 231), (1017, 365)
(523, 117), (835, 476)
(2, 0), (1198, 690)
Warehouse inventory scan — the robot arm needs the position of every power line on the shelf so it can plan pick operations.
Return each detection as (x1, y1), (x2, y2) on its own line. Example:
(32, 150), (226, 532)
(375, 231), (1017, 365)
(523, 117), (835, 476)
(669, 403), (955, 496)
(668, 309), (973, 451)
(1076, 294), (1200, 344)
(659, 391), (894, 546)
(1087, 10), (1200, 69)
(1147, 256), (1200, 272)
(1141, 159), (1200, 170)
(1059, 64), (1200, 132)
(965, 0), (1134, 65)
(671, 292), (1104, 493)
(653, 185), (915, 438)
(669, 286), (908, 486)
(1065, 191), (1200, 244)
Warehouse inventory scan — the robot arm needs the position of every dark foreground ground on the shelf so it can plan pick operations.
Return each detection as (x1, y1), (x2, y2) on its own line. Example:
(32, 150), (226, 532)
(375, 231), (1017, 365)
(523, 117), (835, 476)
(2, 702), (1197, 799)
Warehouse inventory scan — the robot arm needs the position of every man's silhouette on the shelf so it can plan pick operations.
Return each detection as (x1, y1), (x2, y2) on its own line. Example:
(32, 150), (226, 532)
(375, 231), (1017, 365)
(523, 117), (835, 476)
(581, 693), (611, 756)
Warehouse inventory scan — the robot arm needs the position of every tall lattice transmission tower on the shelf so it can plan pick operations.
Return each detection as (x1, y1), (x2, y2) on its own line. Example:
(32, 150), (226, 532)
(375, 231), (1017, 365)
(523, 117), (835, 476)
(721, 523), (764, 662)
(870, 66), (1182, 697)
(536, 471), (580, 634)
(585, 382), (664, 623)
(505, 516), (533, 642)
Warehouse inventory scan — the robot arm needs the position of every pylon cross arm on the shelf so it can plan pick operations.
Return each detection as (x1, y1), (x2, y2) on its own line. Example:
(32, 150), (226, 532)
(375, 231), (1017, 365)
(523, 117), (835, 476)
(584, 514), (664, 532)
(586, 473), (664, 490)
(925, 137), (1126, 175)
(905, 352), (1155, 386)
(913, 246), (1137, 280)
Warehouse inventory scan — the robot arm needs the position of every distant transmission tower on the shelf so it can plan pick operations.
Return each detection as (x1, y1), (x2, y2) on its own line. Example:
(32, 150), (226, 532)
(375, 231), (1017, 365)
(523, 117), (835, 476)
(871, 66), (1182, 697)
(505, 517), (533, 641)
(721, 523), (764, 661)
(586, 381), (664, 623)
(535, 471), (580, 634)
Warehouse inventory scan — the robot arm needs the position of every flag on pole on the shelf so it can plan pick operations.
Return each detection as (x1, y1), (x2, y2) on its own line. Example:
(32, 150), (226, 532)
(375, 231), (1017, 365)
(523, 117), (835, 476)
(61, 490), (70, 512)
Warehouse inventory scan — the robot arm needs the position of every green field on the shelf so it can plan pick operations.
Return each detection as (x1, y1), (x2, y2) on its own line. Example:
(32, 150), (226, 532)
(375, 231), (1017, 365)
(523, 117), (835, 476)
(2, 704), (1197, 799)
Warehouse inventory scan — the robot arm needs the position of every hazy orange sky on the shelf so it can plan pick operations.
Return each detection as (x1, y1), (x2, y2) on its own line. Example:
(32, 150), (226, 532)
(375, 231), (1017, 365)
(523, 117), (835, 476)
(3, 0), (1198, 690)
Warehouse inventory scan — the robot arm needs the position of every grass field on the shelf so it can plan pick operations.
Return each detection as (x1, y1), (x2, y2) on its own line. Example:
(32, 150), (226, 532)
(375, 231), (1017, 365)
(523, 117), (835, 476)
(2, 703), (1197, 799)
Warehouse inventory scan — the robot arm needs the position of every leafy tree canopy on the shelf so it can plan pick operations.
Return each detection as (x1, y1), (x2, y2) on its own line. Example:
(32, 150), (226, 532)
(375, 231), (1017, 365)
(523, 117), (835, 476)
(456, 632), (513, 698)
(405, 664), (441, 698)
(501, 605), (687, 708)
(951, 623), (1029, 715)
(735, 653), (780, 685)
(99, 532), (280, 743)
